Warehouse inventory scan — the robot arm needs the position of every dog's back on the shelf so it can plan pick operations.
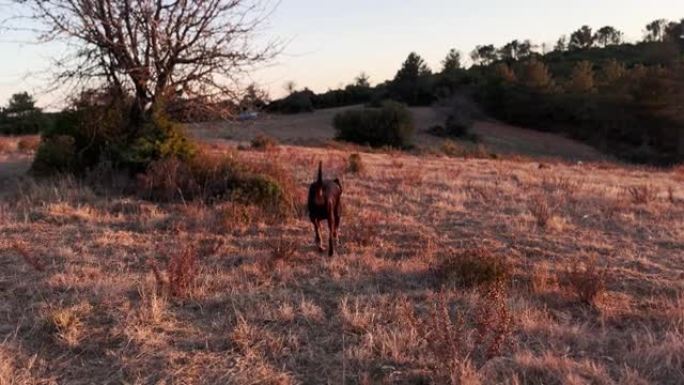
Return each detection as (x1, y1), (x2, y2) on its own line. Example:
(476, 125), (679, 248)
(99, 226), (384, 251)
(308, 163), (341, 220)
(307, 162), (342, 256)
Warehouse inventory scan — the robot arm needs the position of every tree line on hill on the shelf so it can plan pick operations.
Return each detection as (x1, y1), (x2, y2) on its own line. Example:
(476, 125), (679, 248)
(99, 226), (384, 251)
(269, 19), (684, 165)
(4, 18), (683, 165)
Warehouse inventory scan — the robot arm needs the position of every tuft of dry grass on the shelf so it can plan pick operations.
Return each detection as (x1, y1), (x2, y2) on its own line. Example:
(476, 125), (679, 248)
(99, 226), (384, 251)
(47, 305), (89, 348)
(434, 247), (511, 289)
(529, 194), (554, 228)
(150, 245), (198, 298)
(628, 184), (658, 205)
(562, 254), (608, 306)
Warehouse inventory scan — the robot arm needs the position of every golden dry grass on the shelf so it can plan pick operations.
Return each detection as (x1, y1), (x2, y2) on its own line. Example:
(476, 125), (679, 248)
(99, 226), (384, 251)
(0, 141), (682, 384)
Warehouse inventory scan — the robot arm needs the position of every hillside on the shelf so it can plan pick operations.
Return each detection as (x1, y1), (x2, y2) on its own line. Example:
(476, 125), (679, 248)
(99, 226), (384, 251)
(191, 107), (607, 162)
(1, 139), (682, 384)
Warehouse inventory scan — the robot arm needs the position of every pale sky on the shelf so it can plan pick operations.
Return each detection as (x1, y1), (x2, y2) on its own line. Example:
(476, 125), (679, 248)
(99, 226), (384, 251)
(1, 0), (683, 108)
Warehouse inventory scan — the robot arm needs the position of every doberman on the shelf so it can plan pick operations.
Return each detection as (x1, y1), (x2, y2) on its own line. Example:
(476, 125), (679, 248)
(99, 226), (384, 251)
(307, 162), (342, 256)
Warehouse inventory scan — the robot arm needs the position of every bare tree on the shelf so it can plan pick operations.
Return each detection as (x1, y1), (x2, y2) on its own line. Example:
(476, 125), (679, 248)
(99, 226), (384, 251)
(10, 0), (278, 124)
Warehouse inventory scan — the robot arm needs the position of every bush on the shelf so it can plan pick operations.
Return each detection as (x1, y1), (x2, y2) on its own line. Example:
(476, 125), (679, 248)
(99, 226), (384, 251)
(429, 112), (475, 140)
(31, 91), (196, 176)
(268, 90), (315, 114)
(434, 247), (511, 288)
(346, 153), (364, 174)
(333, 101), (414, 148)
(31, 135), (77, 175)
(137, 150), (295, 216)
(251, 134), (278, 150)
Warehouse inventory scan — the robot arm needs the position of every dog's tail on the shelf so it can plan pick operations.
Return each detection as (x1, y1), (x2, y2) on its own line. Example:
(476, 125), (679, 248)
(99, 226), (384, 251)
(317, 161), (323, 183)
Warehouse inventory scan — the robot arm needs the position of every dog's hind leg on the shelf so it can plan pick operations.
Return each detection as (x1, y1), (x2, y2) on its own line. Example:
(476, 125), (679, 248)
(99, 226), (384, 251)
(333, 202), (341, 245)
(327, 206), (336, 256)
(313, 219), (324, 252)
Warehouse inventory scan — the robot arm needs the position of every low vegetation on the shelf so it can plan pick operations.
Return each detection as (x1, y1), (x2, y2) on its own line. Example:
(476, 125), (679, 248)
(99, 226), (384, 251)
(333, 100), (414, 148)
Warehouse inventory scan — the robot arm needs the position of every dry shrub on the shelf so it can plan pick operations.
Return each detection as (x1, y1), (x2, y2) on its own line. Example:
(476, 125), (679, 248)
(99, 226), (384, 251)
(403, 289), (513, 385)
(530, 261), (557, 294)
(529, 194), (553, 228)
(138, 150), (296, 217)
(251, 134), (278, 151)
(17, 136), (41, 153)
(434, 247), (511, 289)
(347, 153), (365, 174)
(137, 156), (196, 202)
(150, 246), (198, 298)
(475, 280), (514, 360)
(415, 295), (480, 385)
(627, 185), (658, 205)
(562, 255), (608, 306)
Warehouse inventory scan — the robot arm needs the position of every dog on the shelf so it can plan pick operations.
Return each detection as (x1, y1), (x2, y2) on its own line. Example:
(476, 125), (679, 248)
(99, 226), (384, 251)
(307, 161), (342, 256)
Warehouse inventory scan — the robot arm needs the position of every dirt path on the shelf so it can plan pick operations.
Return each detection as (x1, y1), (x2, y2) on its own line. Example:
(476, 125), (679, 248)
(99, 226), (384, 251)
(190, 106), (608, 162)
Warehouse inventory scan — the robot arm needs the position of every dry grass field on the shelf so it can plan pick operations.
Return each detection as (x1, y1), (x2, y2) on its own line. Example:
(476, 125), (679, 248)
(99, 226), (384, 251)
(1, 134), (683, 384)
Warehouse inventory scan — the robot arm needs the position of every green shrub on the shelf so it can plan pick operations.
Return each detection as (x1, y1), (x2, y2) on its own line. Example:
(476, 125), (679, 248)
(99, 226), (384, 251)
(429, 112), (475, 140)
(31, 135), (77, 175)
(334, 101), (414, 148)
(31, 91), (196, 175)
(434, 247), (511, 288)
(120, 109), (196, 171)
(269, 90), (315, 114)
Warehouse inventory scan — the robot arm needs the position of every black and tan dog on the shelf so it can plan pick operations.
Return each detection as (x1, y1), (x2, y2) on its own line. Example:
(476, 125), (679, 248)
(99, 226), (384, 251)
(307, 162), (342, 256)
